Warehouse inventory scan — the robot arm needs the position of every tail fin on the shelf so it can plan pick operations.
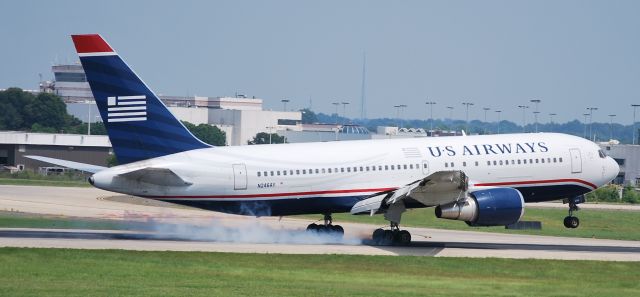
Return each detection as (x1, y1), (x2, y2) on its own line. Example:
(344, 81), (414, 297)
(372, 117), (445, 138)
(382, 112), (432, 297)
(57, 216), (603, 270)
(71, 34), (210, 164)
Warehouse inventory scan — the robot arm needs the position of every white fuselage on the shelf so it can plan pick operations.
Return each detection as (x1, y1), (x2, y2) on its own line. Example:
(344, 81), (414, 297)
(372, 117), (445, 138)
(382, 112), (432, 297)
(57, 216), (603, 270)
(92, 132), (619, 216)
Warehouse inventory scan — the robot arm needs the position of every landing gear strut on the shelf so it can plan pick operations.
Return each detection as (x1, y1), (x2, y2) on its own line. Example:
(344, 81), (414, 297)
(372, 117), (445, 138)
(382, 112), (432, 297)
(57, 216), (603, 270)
(371, 222), (411, 246)
(563, 195), (585, 229)
(306, 213), (344, 236)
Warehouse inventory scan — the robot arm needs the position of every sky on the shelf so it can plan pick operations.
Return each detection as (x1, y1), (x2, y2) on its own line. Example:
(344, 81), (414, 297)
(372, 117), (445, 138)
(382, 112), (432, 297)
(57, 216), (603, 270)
(1, 0), (639, 124)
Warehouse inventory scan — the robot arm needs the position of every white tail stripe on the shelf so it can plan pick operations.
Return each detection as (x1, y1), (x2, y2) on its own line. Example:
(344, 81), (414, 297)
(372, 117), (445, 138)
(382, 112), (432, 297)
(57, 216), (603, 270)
(108, 117), (147, 123)
(118, 95), (146, 100)
(78, 52), (117, 57)
(108, 111), (147, 117)
(117, 100), (146, 106)
(108, 106), (146, 112)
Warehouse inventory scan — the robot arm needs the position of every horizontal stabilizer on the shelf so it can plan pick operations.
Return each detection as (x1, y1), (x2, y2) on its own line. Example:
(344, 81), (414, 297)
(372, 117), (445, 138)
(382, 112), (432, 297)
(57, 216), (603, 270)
(119, 167), (191, 187)
(24, 155), (106, 173)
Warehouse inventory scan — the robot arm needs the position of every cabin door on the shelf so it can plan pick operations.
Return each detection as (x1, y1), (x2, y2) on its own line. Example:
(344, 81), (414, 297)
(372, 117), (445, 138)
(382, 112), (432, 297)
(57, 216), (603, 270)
(232, 164), (248, 190)
(569, 148), (582, 173)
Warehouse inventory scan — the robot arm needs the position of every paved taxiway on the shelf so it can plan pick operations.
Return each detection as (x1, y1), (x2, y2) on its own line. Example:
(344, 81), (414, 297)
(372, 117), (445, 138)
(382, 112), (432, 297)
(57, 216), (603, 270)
(1, 185), (639, 261)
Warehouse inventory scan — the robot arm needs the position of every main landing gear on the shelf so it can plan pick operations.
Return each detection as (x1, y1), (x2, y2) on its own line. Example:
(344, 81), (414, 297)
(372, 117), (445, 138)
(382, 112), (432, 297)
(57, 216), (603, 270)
(371, 222), (411, 246)
(563, 195), (585, 229)
(306, 214), (344, 236)
(370, 201), (412, 246)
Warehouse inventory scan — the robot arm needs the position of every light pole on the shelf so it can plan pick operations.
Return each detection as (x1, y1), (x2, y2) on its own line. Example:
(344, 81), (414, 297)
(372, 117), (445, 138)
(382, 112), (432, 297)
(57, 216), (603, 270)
(462, 102), (474, 133)
(587, 107), (598, 141)
(446, 106), (454, 121)
(266, 126), (275, 144)
(530, 99), (541, 132)
(517, 105), (529, 132)
(332, 102), (340, 124)
(495, 110), (502, 134)
(482, 107), (490, 134)
(549, 113), (557, 132)
(341, 102), (349, 124)
(632, 104), (640, 145)
(399, 104), (407, 128)
(426, 101), (436, 131)
(281, 99), (289, 111)
(583, 113), (589, 138)
(87, 102), (92, 135)
(608, 114), (616, 141)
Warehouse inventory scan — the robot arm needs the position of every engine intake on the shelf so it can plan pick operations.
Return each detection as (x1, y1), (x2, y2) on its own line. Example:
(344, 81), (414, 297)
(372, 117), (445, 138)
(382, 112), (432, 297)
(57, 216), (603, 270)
(435, 187), (525, 226)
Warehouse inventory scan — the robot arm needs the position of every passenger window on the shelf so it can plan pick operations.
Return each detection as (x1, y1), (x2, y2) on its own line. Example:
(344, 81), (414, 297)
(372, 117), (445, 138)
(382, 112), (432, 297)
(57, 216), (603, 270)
(409, 164), (413, 169)
(290, 170), (293, 175)
(341, 168), (345, 173)
(296, 170), (300, 175)
(264, 171), (268, 176)
(403, 165), (407, 170)
(445, 163), (449, 168)
(541, 158), (545, 163)
(559, 157), (563, 162)
(553, 158), (557, 163)
(270, 171), (274, 176)
(535, 159), (539, 163)
(257, 172), (261, 177)
(372, 166), (376, 171)
(321, 168), (325, 174)
(547, 158), (551, 163)
(517, 160), (521, 164)
(347, 167), (351, 172)
(451, 162), (455, 167)
(462, 161), (466, 167)
(493, 161), (497, 165)
(487, 161), (491, 166)
(328, 168), (332, 173)
(302, 169), (306, 174)
(511, 160), (515, 165)
(475, 161), (479, 166)
(283, 171), (287, 176)
(360, 166), (364, 171)
(391, 165), (395, 170)
(385, 165), (389, 170)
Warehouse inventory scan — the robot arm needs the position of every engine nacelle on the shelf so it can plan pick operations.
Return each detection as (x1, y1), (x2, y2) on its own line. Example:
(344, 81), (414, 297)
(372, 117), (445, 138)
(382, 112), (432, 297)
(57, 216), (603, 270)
(435, 187), (525, 226)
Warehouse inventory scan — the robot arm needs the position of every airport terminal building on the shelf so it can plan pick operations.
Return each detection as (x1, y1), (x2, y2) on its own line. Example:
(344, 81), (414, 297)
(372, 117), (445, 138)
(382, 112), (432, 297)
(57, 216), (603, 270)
(0, 132), (111, 173)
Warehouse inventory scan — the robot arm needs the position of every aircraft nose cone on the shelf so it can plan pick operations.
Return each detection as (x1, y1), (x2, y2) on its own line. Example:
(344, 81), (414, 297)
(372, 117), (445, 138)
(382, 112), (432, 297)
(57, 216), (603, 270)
(606, 157), (620, 182)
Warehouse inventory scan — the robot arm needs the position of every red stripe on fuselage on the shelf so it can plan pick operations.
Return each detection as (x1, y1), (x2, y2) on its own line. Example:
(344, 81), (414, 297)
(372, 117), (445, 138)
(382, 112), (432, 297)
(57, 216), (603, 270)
(71, 34), (113, 53)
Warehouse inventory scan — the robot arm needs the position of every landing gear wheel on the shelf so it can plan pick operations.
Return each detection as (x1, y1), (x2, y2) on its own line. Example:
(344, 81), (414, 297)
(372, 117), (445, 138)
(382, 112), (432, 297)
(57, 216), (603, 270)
(398, 230), (411, 245)
(306, 223), (319, 232)
(382, 230), (394, 246)
(563, 216), (579, 229)
(331, 225), (344, 236)
(372, 228), (385, 244)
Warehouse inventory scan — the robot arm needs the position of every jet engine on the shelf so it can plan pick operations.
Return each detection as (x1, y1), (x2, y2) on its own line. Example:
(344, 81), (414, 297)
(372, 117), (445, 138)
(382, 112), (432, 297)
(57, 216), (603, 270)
(435, 187), (525, 226)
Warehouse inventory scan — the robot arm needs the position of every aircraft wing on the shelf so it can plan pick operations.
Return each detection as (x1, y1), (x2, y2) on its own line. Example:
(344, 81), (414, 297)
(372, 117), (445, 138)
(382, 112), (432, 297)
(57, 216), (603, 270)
(24, 155), (107, 173)
(350, 170), (468, 219)
(118, 167), (192, 187)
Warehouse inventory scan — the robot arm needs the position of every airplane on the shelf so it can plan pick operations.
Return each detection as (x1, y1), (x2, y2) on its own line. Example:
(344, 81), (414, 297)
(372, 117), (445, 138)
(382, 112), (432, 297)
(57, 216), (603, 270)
(28, 34), (620, 246)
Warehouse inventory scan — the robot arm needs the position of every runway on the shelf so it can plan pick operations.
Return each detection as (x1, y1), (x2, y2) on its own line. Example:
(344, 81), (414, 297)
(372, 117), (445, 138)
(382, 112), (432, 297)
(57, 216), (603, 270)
(1, 185), (640, 261)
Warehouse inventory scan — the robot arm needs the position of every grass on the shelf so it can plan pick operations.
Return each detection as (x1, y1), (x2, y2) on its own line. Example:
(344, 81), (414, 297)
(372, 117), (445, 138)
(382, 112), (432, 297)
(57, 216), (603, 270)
(0, 177), (89, 187)
(299, 207), (640, 241)
(0, 248), (638, 296)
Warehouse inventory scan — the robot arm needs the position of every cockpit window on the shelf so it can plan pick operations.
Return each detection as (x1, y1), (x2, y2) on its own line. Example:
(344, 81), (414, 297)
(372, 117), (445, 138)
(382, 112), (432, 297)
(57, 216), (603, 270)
(598, 150), (606, 158)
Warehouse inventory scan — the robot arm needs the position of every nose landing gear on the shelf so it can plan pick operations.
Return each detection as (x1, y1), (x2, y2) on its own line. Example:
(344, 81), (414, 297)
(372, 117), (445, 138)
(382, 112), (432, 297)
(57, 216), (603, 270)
(563, 195), (585, 229)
